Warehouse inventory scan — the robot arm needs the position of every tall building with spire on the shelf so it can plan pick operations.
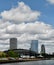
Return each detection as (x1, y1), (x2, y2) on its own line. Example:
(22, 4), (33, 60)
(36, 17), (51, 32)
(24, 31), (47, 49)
(41, 44), (45, 54)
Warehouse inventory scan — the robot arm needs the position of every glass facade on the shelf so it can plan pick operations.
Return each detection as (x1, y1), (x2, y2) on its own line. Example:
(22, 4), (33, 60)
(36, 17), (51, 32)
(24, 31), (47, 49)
(31, 40), (38, 53)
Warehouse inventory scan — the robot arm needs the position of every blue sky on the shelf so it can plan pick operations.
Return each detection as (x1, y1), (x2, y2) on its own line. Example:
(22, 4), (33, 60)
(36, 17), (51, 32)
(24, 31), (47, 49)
(0, 0), (54, 26)
(0, 0), (54, 53)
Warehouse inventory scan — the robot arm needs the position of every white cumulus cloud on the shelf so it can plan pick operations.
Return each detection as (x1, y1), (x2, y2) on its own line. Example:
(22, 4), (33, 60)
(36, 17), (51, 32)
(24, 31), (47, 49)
(0, 2), (54, 53)
(0, 2), (40, 24)
(47, 0), (54, 4)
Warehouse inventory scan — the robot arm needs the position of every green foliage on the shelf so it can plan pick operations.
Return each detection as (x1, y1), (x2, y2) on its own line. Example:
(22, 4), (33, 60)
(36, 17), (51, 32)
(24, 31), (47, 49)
(2, 53), (6, 57)
(0, 52), (6, 58)
(8, 50), (19, 58)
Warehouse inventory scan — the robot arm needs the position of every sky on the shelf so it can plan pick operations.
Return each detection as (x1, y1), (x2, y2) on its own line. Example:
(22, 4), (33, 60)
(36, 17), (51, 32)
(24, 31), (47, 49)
(0, 0), (54, 53)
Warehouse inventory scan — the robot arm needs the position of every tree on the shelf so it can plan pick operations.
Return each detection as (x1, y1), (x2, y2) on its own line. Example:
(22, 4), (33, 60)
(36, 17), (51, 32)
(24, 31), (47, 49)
(8, 50), (19, 58)
(0, 51), (6, 58)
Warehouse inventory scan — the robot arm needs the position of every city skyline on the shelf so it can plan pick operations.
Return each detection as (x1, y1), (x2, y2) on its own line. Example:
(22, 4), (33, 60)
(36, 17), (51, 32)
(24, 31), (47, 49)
(0, 0), (54, 53)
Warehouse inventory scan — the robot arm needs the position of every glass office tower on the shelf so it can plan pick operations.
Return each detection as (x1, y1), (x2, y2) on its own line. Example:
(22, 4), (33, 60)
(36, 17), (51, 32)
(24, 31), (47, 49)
(31, 40), (38, 53)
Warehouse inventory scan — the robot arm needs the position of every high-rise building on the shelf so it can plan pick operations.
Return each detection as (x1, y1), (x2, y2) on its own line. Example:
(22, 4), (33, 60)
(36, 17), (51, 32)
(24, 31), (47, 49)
(10, 38), (17, 49)
(30, 40), (38, 53)
(41, 44), (45, 54)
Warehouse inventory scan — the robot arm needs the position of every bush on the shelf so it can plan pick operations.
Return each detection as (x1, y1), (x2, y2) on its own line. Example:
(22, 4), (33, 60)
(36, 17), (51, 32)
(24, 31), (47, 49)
(0, 52), (6, 58)
(8, 50), (19, 58)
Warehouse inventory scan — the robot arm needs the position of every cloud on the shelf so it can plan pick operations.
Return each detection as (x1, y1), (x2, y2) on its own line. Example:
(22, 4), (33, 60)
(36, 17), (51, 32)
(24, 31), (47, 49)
(0, 21), (54, 53)
(47, 0), (54, 4)
(0, 2), (40, 24)
(6, 21), (52, 34)
(0, 2), (54, 53)
(5, 21), (54, 53)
